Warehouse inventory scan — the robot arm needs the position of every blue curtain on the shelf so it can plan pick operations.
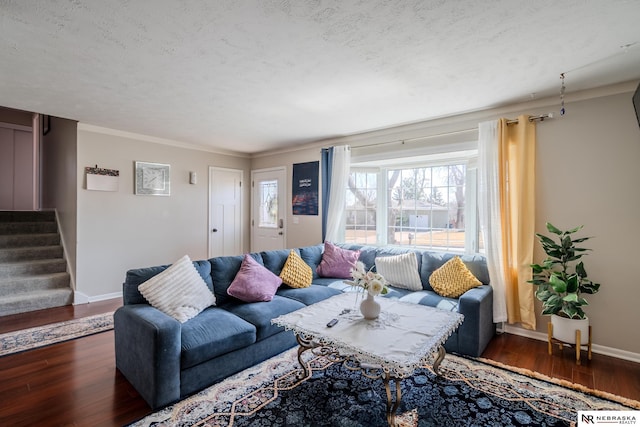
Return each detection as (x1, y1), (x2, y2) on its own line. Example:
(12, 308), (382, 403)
(320, 147), (333, 242)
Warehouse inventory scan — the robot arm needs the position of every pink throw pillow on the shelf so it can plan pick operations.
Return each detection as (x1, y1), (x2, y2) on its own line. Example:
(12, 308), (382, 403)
(227, 254), (282, 302)
(316, 241), (360, 279)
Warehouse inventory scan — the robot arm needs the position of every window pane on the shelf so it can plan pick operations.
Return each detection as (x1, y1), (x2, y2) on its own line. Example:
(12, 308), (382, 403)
(259, 180), (278, 228)
(345, 171), (378, 245)
(383, 163), (468, 251)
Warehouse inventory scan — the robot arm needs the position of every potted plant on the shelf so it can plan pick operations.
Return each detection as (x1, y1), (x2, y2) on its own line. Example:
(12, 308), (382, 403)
(530, 223), (600, 345)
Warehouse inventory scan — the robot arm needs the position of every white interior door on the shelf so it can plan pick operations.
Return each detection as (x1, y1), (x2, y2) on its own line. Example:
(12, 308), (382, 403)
(251, 167), (286, 252)
(209, 167), (243, 257)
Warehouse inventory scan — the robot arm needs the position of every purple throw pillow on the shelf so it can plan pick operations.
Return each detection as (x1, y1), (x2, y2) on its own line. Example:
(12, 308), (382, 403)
(316, 241), (360, 279)
(227, 254), (282, 302)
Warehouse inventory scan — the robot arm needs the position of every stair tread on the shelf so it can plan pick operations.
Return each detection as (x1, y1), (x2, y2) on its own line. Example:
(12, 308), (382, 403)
(0, 210), (56, 221)
(0, 288), (72, 298)
(0, 288), (73, 316)
(0, 258), (65, 265)
(0, 232), (58, 237)
(0, 271), (70, 282)
(0, 246), (63, 261)
(0, 244), (61, 250)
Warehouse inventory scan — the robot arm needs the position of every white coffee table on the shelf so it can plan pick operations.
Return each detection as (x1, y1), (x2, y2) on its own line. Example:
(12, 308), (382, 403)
(272, 293), (464, 426)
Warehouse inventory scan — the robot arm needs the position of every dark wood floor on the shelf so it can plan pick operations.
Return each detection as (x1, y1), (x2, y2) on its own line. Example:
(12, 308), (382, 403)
(1, 299), (639, 427)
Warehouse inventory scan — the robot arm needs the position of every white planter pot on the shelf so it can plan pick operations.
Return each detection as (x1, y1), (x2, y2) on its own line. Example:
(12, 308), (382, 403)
(551, 314), (589, 345)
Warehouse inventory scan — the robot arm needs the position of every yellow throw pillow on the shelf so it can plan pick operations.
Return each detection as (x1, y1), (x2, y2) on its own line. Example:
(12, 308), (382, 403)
(429, 256), (482, 298)
(279, 250), (312, 288)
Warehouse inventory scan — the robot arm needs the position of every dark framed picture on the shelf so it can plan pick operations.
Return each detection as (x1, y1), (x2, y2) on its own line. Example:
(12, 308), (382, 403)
(135, 161), (171, 196)
(292, 161), (319, 215)
(42, 115), (50, 135)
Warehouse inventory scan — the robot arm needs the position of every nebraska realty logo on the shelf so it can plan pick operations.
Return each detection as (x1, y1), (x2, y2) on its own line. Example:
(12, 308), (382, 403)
(579, 411), (639, 426)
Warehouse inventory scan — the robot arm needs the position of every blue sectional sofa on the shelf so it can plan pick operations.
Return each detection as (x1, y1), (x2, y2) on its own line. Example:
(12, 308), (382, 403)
(114, 244), (494, 409)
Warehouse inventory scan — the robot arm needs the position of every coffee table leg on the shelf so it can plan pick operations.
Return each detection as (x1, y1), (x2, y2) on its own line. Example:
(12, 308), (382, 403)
(383, 373), (402, 427)
(295, 334), (314, 378)
(432, 345), (446, 376)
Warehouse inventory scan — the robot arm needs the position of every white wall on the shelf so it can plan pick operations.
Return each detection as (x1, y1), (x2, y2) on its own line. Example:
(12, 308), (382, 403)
(75, 128), (250, 300)
(533, 88), (640, 355)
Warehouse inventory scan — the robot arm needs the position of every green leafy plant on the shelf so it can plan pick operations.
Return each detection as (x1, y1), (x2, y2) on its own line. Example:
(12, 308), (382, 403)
(529, 223), (600, 319)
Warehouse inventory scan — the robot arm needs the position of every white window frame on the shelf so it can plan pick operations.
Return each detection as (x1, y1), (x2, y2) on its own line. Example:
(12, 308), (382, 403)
(347, 146), (481, 254)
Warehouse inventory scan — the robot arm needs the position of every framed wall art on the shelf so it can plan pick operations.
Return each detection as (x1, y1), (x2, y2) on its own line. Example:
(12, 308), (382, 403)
(85, 166), (119, 192)
(292, 161), (319, 215)
(135, 161), (170, 196)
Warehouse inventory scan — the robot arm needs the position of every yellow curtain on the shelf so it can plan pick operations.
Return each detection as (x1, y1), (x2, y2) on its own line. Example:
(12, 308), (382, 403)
(497, 115), (536, 330)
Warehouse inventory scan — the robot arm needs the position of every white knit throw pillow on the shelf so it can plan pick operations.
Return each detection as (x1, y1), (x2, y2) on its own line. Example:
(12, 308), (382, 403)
(138, 255), (216, 322)
(375, 252), (423, 291)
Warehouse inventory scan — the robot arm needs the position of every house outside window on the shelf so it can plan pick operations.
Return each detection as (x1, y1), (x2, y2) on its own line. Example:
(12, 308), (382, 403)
(344, 147), (482, 254)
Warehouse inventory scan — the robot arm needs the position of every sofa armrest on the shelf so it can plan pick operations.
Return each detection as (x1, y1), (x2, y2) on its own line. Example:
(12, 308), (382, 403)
(455, 285), (495, 357)
(114, 304), (182, 409)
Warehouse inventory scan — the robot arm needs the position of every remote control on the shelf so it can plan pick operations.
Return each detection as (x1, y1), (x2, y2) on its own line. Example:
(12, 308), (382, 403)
(326, 318), (339, 328)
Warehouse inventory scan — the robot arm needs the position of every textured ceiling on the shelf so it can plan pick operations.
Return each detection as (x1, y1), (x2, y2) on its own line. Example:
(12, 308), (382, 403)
(1, 0), (640, 154)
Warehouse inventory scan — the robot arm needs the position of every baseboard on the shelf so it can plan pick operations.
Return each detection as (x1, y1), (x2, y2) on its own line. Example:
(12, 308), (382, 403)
(503, 324), (640, 364)
(73, 291), (122, 305)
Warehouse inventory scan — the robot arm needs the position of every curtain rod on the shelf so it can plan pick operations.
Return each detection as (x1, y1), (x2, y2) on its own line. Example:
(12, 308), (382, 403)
(506, 113), (554, 125)
(345, 113), (553, 151)
(350, 127), (478, 150)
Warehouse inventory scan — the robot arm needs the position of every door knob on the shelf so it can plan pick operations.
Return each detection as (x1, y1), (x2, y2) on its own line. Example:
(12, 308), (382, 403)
(212, 228), (218, 232)
(278, 231), (283, 235)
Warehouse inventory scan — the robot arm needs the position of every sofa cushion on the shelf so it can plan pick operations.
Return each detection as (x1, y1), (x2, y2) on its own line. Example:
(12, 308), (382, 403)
(374, 252), (422, 291)
(227, 254), (282, 303)
(124, 260), (213, 305)
(138, 255), (216, 323)
(299, 244), (323, 279)
(224, 295), (305, 341)
(180, 307), (256, 369)
(210, 253), (264, 306)
(429, 256), (482, 298)
(279, 250), (312, 288)
(379, 285), (415, 300)
(260, 249), (294, 276)
(277, 284), (341, 305)
(316, 241), (360, 279)
(337, 244), (378, 272)
(399, 290), (460, 312)
(421, 252), (490, 291)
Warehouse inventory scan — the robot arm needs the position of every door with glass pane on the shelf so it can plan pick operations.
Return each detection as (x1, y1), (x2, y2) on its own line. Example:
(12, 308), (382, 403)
(251, 167), (286, 252)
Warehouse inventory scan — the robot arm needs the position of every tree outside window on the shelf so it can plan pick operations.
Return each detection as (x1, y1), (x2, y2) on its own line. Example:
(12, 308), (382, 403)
(345, 163), (472, 252)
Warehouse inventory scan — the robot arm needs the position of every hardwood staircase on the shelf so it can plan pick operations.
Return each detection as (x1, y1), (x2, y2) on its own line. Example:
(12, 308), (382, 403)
(0, 211), (73, 316)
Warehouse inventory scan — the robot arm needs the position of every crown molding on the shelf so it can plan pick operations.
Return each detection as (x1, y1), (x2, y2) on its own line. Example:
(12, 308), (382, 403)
(77, 123), (250, 158)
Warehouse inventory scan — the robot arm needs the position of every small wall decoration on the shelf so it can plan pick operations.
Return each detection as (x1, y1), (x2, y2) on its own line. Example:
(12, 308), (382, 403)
(85, 166), (119, 192)
(135, 161), (170, 196)
(292, 161), (319, 215)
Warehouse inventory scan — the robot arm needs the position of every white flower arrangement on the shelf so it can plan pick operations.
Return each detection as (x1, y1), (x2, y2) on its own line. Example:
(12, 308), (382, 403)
(347, 261), (389, 296)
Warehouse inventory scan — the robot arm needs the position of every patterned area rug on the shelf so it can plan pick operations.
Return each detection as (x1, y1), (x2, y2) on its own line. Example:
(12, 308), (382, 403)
(0, 312), (114, 357)
(129, 347), (638, 427)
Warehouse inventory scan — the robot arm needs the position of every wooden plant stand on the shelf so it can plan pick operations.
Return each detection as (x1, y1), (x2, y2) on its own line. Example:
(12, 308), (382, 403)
(547, 322), (592, 365)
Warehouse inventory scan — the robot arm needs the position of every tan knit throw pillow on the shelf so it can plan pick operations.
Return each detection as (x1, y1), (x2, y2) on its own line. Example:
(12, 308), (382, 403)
(279, 250), (312, 288)
(429, 256), (482, 298)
